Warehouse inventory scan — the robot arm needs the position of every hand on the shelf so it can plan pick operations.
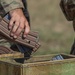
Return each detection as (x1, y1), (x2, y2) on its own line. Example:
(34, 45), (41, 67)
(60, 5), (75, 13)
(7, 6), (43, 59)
(9, 8), (30, 39)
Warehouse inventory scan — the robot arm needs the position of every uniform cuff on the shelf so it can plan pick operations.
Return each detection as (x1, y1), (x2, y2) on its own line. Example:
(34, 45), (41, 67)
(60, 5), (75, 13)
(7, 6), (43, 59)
(1, 0), (24, 13)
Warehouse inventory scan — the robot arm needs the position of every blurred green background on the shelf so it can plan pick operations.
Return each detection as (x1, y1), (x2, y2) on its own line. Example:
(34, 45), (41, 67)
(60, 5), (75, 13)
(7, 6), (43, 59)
(27, 0), (74, 55)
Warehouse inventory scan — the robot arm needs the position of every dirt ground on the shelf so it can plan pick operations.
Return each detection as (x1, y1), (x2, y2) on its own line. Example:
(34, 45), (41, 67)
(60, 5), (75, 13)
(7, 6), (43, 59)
(27, 0), (74, 55)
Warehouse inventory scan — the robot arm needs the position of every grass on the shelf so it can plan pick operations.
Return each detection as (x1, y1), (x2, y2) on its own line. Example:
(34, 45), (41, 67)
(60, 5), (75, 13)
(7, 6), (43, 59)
(27, 0), (74, 55)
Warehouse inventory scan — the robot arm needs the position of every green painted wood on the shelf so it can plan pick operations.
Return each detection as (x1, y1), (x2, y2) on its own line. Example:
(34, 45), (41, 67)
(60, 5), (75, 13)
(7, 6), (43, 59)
(0, 53), (75, 75)
(0, 61), (22, 75)
(23, 61), (75, 75)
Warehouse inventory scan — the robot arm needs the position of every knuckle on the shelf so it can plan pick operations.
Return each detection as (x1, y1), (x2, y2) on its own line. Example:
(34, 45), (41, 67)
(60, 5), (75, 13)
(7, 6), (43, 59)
(26, 21), (29, 25)
(25, 28), (30, 34)
(15, 22), (19, 26)
(10, 19), (15, 25)
(27, 29), (30, 33)
(25, 21), (29, 26)
(9, 21), (13, 26)
(19, 25), (24, 29)
(12, 30), (15, 33)
(15, 32), (19, 36)
(12, 28), (16, 33)
(22, 17), (25, 20)
(21, 16), (26, 21)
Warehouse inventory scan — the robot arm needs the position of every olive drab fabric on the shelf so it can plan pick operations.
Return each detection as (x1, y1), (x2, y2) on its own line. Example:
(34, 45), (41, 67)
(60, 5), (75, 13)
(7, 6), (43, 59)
(60, 0), (75, 54)
(60, 0), (75, 21)
(0, 0), (24, 16)
(60, 0), (75, 31)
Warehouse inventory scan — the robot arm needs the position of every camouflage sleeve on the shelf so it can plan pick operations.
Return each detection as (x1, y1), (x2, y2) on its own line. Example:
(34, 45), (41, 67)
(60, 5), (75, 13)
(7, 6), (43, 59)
(0, 0), (24, 14)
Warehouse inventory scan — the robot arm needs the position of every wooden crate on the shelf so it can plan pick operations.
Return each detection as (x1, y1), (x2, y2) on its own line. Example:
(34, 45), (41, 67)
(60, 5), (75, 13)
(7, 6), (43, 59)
(0, 53), (75, 75)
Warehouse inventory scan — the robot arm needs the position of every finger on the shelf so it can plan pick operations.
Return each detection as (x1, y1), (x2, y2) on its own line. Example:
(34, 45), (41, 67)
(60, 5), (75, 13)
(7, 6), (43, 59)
(23, 21), (30, 37)
(9, 18), (15, 30)
(14, 21), (24, 38)
(11, 21), (20, 34)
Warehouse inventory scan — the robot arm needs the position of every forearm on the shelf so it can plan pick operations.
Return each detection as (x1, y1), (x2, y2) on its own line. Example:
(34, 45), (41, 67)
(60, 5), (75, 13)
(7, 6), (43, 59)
(0, 0), (24, 14)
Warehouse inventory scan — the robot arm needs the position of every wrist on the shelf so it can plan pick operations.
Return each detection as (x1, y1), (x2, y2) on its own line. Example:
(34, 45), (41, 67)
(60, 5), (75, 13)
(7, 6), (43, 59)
(1, 0), (24, 15)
